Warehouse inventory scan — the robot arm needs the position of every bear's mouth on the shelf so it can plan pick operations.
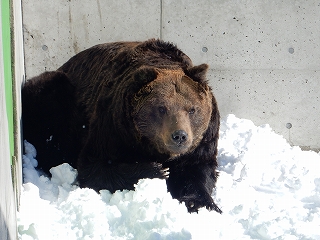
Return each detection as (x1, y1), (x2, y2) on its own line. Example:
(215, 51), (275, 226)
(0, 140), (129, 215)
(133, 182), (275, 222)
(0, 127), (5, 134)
(165, 142), (190, 155)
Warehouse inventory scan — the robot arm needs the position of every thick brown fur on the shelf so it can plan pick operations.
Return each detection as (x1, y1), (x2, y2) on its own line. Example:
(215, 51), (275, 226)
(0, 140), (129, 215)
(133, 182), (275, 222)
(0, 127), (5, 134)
(22, 39), (221, 213)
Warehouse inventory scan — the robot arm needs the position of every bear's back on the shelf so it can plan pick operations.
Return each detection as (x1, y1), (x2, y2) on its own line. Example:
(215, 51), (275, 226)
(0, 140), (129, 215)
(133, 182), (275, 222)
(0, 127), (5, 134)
(58, 39), (193, 87)
(57, 39), (194, 116)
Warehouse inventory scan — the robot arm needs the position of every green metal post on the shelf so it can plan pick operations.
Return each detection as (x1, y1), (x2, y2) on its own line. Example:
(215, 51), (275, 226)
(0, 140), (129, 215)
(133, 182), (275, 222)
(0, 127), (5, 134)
(1, 0), (14, 163)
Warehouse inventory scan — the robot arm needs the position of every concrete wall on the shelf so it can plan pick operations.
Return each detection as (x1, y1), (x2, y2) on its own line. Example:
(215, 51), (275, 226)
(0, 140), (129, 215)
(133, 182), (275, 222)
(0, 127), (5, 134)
(22, 0), (320, 151)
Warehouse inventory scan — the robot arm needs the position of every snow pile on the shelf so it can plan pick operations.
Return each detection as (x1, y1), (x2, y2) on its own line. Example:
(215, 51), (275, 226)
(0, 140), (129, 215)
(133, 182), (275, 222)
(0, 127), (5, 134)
(18, 114), (320, 240)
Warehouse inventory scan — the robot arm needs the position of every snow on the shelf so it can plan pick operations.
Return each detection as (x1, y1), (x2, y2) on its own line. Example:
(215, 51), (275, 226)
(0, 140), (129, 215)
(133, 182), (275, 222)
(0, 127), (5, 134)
(18, 114), (320, 240)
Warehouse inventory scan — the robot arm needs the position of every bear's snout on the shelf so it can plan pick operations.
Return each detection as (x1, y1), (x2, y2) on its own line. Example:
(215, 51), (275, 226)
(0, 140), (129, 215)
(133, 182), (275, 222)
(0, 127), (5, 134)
(171, 130), (188, 144)
(163, 128), (192, 156)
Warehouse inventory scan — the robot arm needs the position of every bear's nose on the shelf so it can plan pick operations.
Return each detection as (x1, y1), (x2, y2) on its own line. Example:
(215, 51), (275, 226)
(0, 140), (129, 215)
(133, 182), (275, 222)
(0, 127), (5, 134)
(172, 130), (188, 143)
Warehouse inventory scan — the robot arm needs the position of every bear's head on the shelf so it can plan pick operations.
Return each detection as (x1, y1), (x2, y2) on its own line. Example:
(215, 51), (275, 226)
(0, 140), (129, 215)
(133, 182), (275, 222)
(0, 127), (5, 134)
(132, 64), (213, 158)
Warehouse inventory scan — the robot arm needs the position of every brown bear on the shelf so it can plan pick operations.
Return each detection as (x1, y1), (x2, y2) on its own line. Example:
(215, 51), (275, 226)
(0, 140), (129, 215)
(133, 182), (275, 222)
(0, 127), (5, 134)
(22, 39), (221, 213)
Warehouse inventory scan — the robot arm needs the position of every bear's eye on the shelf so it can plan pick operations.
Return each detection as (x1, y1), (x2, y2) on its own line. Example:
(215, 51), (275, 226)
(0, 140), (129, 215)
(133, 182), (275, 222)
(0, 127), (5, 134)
(158, 106), (167, 114)
(188, 108), (195, 114)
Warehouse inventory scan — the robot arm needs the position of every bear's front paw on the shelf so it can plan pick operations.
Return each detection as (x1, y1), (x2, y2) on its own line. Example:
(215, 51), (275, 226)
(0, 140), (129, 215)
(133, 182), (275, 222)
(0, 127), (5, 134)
(151, 162), (170, 179)
(181, 192), (222, 214)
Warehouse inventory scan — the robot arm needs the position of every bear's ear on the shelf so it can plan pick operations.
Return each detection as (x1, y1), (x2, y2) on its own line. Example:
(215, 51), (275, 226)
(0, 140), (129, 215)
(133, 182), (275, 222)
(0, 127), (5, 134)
(134, 66), (158, 84)
(187, 63), (209, 83)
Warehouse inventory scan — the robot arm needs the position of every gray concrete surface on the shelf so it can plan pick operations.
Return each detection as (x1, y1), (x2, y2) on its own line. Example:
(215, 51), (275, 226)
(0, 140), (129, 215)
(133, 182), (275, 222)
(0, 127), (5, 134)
(22, 0), (320, 150)
(22, 0), (161, 75)
(161, 0), (320, 150)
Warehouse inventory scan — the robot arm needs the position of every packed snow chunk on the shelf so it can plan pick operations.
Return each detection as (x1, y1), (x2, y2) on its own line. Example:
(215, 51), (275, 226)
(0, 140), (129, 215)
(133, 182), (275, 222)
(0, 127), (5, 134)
(99, 179), (191, 239)
(56, 188), (113, 239)
(17, 183), (74, 240)
(23, 140), (37, 161)
(50, 163), (77, 190)
(22, 140), (39, 183)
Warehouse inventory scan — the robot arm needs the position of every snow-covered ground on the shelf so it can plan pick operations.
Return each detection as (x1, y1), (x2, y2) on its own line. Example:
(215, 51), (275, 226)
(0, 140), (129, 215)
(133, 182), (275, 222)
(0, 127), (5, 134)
(18, 114), (320, 240)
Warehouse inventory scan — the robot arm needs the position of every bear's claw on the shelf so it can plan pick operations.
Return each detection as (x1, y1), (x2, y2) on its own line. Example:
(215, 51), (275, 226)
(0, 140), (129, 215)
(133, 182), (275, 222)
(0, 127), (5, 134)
(161, 167), (170, 179)
(151, 163), (170, 179)
(180, 192), (222, 214)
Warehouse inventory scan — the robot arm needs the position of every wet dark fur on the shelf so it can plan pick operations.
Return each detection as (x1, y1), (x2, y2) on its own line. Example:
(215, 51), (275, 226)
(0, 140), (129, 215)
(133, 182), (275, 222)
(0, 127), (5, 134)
(22, 39), (221, 213)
